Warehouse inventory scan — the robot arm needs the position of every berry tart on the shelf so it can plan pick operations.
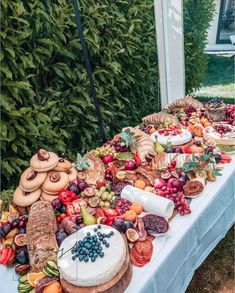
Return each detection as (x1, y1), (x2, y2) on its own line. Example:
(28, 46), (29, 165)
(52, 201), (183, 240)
(203, 124), (235, 146)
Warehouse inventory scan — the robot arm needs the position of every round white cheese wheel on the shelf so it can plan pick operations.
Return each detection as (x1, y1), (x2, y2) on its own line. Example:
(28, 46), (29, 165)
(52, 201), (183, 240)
(151, 128), (192, 145)
(57, 225), (126, 287)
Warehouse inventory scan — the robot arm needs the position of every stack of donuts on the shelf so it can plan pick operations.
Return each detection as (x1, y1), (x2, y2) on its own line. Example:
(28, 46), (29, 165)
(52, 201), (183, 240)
(13, 149), (78, 207)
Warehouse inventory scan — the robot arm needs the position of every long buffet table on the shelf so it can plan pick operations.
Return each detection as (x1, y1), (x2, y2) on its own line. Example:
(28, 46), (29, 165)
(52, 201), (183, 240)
(1, 157), (235, 293)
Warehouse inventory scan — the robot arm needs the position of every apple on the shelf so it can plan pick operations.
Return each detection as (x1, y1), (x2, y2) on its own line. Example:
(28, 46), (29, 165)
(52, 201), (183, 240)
(102, 155), (114, 164)
(124, 160), (137, 170)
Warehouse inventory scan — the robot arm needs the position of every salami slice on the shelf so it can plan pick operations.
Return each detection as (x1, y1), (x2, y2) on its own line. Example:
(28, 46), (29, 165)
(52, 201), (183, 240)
(183, 178), (205, 197)
(130, 239), (153, 267)
(142, 214), (169, 234)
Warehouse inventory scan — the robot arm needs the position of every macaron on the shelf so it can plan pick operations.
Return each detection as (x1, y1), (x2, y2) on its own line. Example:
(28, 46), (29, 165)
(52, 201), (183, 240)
(53, 158), (72, 172)
(40, 191), (58, 203)
(13, 187), (41, 207)
(67, 167), (78, 182)
(41, 171), (69, 194)
(30, 149), (59, 172)
(19, 167), (47, 192)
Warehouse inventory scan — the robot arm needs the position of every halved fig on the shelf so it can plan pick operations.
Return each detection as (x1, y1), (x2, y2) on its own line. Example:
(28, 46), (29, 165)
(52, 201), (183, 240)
(126, 228), (139, 242)
(96, 217), (107, 224)
(88, 197), (100, 208)
(160, 171), (171, 180)
(37, 149), (50, 161)
(84, 187), (95, 197)
(77, 172), (86, 180)
(50, 172), (60, 182)
(26, 170), (37, 180)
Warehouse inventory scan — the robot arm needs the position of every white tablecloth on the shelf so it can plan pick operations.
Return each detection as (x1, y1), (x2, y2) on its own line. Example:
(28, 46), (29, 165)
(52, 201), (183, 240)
(1, 157), (234, 293)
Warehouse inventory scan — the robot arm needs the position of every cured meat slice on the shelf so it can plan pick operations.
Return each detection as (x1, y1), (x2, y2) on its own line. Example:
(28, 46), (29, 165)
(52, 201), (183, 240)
(183, 177), (205, 197)
(142, 214), (169, 234)
(130, 239), (153, 267)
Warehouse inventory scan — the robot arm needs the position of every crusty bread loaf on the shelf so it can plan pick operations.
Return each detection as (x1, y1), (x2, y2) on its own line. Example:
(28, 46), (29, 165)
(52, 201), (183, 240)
(142, 112), (180, 126)
(164, 96), (204, 113)
(26, 201), (58, 272)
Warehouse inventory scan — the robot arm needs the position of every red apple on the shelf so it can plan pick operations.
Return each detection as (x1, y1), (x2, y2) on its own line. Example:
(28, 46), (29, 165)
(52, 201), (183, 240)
(153, 178), (166, 189)
(124, 160), (137, 170)
(102, 155), (114, 164)
(167, 178), (183, 192)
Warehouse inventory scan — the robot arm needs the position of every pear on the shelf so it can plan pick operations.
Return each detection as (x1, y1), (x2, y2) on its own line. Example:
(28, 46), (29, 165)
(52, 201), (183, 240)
(80, 205), (96, 225)
(154, 142), (165, 153)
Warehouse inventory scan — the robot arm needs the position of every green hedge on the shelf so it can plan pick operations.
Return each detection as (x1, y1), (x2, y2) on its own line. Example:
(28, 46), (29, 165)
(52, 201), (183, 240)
(0, 0), (215, 190)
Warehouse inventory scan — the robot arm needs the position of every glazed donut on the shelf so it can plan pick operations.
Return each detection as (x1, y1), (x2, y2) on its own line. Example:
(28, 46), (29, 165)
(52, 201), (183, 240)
(67, 167), (78, 182)
(53, 158), (72, 172)
(19, 167), (47, 192)
(42, 171), (69, 194)
(13, 187), (41, 207)
(41, 191), (58, 203)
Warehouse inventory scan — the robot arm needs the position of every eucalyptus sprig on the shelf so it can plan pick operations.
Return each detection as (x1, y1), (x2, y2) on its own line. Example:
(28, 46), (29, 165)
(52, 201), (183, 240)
(73, 153), (90, 171)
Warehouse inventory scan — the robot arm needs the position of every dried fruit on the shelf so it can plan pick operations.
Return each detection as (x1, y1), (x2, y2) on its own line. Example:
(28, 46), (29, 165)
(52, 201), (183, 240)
(26, 170), (37, 180)
(49, 172), (60, 183)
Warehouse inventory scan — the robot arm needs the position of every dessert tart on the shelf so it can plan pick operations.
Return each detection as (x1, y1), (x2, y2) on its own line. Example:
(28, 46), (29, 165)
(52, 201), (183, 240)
(19, 167), (47, 192)
(41, 171), (69, 194)
(205, 98), (226, 122)
(13, 187), (41, 207)
(54, 158), (72, 172)
(58, 225), (127, 287)
(203, 124), (235, 146)
(151, 126), (192, 146)
(30, 149), (59, 172)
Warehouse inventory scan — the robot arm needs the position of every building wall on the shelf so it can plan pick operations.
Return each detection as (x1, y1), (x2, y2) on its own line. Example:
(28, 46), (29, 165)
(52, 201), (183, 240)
(206, 0), (234, 51)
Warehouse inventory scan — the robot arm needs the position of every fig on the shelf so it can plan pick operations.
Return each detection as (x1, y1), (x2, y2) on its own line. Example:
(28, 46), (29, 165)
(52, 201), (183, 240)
(37, 149), (50, 161)
(49, 172), (60, 182)
(56, 230), (67, 245)
(160, 172), (171, 180)
(112, 218), (127, 233)
(153, 178), (166, 189)
(77, 180), (88, 191)
(116, 171), (126, 181)
(124, 160), (137, 171)
(67, 183), (79, 195)
(126, 228), (139, 242)
(16, 247), (29, 264)
(14, 234), (26, 247)
(88, 197), (100, 208)
(26, 170), (37, 180)
(84, 187), (95, 197)
(77, 172), (86, 180)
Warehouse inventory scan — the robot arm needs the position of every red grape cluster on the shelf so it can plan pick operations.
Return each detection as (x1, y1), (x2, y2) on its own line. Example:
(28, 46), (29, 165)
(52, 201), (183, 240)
(226, 105), (235, 126)
(168, 193), (191, 215)
(105, 141), (129, 152)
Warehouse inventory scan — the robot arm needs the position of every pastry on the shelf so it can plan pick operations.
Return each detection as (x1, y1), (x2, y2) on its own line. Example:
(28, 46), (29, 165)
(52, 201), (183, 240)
(164, 96), (204, 113)
(205, 98), (226, 121)
(142, 112), (180, 127)
(26, 201), (58, 272)
(19, 167), (47, 192)
(151, 126), (192, 146)
(30, 149), (59, 172)
(41, 171), (69, 194)
(13, 187), (41, 207)
(67, 167), (78, 182)
(203, 124), (235, 145)
(54, 158), (72, 172)
(83, 154), (105, 185)
(41, 191), (58, 202)
(122, 127), (156, 162)
(58, 224), (126, 287)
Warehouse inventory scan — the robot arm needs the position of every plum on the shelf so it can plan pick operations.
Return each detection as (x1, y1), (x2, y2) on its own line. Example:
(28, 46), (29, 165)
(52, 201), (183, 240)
(67, 183), (79, 195)
(16, 247), (29, 264)
(56, 230), (67, 245)
(51, 198), (62, 210)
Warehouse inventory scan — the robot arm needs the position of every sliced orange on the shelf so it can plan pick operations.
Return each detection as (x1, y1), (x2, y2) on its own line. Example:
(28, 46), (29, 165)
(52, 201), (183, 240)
(27, 272), (45, 287)
(0, 211), (10, 224)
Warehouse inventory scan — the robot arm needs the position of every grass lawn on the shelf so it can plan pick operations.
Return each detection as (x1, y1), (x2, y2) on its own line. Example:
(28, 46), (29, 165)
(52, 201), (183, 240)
(194, 55), (235, 103)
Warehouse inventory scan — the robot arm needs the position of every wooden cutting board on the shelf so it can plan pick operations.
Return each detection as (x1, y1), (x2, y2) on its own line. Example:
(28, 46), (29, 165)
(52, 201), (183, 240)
(60, 241), (132, 293)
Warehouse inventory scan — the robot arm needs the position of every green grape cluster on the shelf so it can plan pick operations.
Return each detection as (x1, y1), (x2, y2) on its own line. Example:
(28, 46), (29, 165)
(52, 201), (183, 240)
(91, 145), (116, 157)
(95, 186), (115, 208)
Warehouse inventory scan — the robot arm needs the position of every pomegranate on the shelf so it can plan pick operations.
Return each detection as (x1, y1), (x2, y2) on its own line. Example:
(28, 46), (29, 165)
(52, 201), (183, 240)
(153, 178), (166, 189)
(124, 160), (137, 170)
(102, 155), (114, 164)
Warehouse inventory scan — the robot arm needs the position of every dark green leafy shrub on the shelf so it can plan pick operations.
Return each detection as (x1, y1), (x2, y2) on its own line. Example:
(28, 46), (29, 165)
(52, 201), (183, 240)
(184, 0), (216, 92)
(0, 0), (158, 189)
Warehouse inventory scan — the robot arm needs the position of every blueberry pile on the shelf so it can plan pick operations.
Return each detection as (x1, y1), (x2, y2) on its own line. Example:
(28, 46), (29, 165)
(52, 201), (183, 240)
(71, 225), (114, 263)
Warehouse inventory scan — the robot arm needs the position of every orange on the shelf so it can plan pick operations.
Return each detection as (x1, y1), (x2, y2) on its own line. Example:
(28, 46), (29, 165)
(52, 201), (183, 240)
(130, 203), (143, 215)
(200, 117), (208, 125)
(43, 281), (62, 293)
(27, 272), (45, 287)
(193, 124), (203, 136)
(189, 145), (204, 154)
(123, 210), (137, 222)
(134, 180), (146, 190)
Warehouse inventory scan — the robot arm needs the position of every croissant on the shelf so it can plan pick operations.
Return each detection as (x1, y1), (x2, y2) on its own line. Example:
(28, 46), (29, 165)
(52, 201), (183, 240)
(122, 127), (156, 162)
(142, 112), (180, 126)
(164, 96), (204, 113)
